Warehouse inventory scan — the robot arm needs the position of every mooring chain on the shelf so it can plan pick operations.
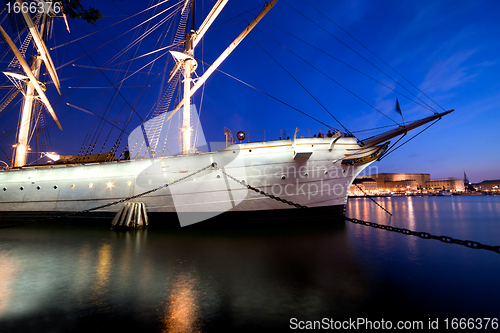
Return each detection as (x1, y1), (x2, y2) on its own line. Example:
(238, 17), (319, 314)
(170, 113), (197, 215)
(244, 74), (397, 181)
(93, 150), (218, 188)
(354, 183), (392, 215)
(213, 164), (308, 209)
(0, 164), (214, 229)
(76, 163), (214, 215)
(346, 217), (500, 254)
(63, 163), (215, 219)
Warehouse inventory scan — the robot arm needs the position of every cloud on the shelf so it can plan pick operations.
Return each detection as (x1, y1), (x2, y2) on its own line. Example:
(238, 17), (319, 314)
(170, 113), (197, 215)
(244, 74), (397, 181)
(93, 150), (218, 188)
(419, 50), (478, 94)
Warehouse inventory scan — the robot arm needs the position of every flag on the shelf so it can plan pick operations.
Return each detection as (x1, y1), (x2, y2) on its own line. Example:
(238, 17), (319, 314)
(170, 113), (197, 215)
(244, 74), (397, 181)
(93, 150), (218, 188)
(396, 97), (402, 115)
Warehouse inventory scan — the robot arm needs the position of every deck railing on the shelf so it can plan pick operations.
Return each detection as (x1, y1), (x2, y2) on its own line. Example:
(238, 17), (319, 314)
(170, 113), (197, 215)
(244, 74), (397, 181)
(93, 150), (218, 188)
(227, 128), (342, 144)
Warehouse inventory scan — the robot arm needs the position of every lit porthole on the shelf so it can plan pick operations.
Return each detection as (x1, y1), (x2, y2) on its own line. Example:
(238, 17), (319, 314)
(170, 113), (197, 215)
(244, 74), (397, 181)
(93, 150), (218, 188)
(126, 181), (131, 186)
(88, 183), (93, 188)
(70, 184), (75, 189)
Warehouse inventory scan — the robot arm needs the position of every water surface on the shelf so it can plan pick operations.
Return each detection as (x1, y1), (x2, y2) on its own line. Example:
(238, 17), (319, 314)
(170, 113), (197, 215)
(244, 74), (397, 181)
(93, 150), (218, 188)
(0, 196), (499, 332)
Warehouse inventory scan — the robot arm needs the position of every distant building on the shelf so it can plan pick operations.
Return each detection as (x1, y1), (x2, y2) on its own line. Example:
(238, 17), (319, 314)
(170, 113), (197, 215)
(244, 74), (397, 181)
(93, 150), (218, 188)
(349, 178), (377, 196)
(360, 173), (430, 190)
(384, 179), (418, 191)
(424, 178), (464, 192)
(477, 179), (500, 192)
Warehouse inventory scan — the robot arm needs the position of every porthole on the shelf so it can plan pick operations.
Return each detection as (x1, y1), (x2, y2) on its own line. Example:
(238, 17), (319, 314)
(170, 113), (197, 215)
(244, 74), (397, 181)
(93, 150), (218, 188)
(325, 171), (328, 175)
(2, 187), (6, 191)
(36, 186), (41, 190)
(53, 185), (58, 189)
(70, 184), (75, 189)
(89, 183), (93, 188)
(217, 174), (221, 178)
(281, 175), (286, 180)
(304, 173), (309, 177)
(20, 186), (24, 191)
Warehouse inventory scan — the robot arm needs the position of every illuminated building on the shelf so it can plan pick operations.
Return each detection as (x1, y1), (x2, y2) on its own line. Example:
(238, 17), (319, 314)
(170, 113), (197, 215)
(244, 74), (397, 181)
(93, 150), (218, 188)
(477, 179), (500, 192)
(360, 173), (430, 190)
(349, 178), (377, 196)
(424, 178), (464, 192)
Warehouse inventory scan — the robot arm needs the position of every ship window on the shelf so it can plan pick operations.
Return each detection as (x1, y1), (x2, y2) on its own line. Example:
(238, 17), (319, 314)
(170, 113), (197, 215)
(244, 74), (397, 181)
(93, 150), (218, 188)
(71, 184), (75, 189)
(20, 186), (24, 191)
(2, 187), (6, 191)
(36, 186), (41, 190)
(53, 185), (58, 189)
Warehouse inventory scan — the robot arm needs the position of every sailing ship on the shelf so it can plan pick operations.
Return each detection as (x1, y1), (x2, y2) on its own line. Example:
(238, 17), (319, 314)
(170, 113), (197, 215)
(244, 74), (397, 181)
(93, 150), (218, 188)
(0, 0), (452, 227)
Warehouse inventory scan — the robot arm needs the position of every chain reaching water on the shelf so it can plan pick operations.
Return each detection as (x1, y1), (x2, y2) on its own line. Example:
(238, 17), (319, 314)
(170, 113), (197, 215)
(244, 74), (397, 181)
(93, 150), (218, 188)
(354, 183), (392, 216)
(346, 217), (500, 254)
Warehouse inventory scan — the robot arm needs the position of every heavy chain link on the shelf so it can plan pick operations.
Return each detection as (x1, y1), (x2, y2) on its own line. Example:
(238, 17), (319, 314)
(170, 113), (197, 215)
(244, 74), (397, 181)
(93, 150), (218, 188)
(0, 163), (214, 228)
(346, 217), (500, 254)
(77, 163), (214, 215)
(213, 164), (308, 209)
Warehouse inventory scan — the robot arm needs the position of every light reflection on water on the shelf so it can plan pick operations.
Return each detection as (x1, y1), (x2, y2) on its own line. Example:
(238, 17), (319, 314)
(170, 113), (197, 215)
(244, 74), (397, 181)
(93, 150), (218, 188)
(160, 271), (202, 333)
(0, 196), (499, 332)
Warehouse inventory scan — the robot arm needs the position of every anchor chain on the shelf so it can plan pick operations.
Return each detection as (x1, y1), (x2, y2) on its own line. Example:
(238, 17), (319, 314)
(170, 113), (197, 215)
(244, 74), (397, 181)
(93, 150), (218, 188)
(353, 183), (392, 215)
(0, 163), (214, 228)
(213, 164), (308, 209)
(76, 163), (214, 215)
(346, 217), (500, 254)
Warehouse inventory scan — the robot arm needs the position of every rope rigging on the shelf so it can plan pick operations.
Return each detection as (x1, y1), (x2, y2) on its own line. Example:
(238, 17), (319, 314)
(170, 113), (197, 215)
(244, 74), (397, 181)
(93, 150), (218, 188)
(377, 119), (441, 161)
(301, 0), (446, 113)
(203, 62), (336, 130)
(283, 0), (443, 115)
(261, 19), (439, 113)
(0, 0), (451, 165)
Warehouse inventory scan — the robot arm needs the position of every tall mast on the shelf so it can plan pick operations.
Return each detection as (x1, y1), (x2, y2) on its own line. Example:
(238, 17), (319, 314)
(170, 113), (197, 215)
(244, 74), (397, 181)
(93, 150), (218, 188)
(181, 0), (196, 154)
(14, 15), (48, 167)
(168, 0), (277, 132)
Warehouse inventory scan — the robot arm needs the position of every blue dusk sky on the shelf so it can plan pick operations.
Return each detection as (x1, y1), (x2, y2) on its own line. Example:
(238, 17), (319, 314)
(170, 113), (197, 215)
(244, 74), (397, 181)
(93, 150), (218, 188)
(0, 0), (499, 183)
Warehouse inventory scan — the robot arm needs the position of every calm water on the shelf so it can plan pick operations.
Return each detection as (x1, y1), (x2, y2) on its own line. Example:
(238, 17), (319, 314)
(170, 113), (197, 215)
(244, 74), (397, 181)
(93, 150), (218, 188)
(1, 196), (499, 332)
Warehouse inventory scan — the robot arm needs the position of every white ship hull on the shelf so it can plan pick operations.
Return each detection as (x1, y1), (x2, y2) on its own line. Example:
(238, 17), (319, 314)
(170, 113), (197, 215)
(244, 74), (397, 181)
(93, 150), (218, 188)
(0, 136), (384, 227)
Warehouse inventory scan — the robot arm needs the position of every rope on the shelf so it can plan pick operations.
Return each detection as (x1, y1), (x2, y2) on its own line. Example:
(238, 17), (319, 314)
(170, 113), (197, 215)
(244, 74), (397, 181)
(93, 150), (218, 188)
(253, 27), (399, 127)
(302, 0), (445, 113)
(199, 62), (334, 130)
(261, 19), (437, 113)
(378, 119), (440, 161)
(287, 0), (441, 114)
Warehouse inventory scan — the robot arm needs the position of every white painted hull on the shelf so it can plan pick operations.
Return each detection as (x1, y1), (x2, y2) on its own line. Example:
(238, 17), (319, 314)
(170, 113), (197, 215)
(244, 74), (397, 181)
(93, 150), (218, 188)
(0, 136), (381, 225)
